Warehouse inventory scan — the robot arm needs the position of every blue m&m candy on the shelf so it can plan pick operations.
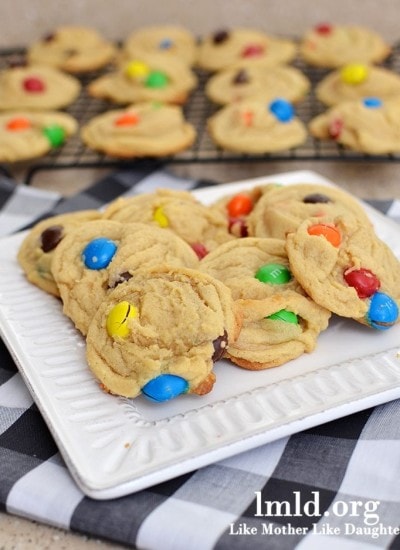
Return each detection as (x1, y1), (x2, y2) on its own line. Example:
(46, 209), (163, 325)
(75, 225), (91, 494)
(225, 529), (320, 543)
(269, 98), (294, 123)
(367, 291), (399, 330)
(141, 374), (189, 402)
(82, 238), (117, 270)
(363, 97), (382, 109)
(159, 38), (173, 49)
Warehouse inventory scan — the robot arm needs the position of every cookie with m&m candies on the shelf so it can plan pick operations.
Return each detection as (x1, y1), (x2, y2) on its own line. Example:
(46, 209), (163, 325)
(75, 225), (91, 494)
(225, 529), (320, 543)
(315, 65), (400, 107)
(102, 187), (234, 257)
(309, 96), (400, 154)
(87, 53), (197, 105)
(51, 219), (200, 335)
(0, 110), (77, 162)
(285, 214), (400, 329)
(80, 103), (196, 158)
(300, 24), (390, 68)
(17, 210), (101, 297)
(207, 98), (307, 154)
(0, 64), (81, 111)
(85, 266), (241, 400)
(199, 237), (331, 370)
(122, 25), (198, 67)
(197, 27), (296, 72)
(246, 182), (372, 240)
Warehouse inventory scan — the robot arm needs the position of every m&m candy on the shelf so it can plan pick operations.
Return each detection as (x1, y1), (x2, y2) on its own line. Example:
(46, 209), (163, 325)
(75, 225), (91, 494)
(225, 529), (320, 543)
(340, 64), (369, 85)
(227, 194), (253, 217)
(269, 98), (294, 123)
(242, 44), (264, 58)
(43, 124), (66, 147)
(343, 267), (380, 298)
(142, 374), (189, 402)
(125, 60), (150, 80)
(153, 206), (169, 227)
(115, 112), (140, 127)
(6, 117), (31, 131)
(255, 263), (292, 284)
(363, 97), (382, 109)
(307, 223), (341, 247)
(82, 238), (117, 269)
(267, 309), (299, 324)
(367, 291), (399, 330)
(106, 301), (137, 338)
(23, 76), (46, 92)
(145, 71), (169, 88)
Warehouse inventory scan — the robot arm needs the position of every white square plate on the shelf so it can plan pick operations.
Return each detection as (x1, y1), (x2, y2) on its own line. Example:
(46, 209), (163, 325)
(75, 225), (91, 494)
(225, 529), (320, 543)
(1, 170), (400, 500)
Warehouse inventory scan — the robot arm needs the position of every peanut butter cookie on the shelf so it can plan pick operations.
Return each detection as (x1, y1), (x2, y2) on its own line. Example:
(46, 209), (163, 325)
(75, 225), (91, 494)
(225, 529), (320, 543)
(81, 103), (196, 158)
(286, 215), (400, 329)
(200, 237), (331, 369)
(86, 266), (241, 400)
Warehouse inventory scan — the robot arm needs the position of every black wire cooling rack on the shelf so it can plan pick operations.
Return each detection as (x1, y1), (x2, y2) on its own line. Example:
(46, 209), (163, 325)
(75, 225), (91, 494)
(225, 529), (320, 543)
(1, 42), (400, 184)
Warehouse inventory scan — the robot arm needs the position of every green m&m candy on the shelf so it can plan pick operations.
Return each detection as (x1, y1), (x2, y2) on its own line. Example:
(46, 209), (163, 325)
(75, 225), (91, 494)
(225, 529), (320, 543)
(145, 71), (169, 88)
(267, 309), (298, 324)
(43, 124), (66, 148)
(255, 263), (292, 284)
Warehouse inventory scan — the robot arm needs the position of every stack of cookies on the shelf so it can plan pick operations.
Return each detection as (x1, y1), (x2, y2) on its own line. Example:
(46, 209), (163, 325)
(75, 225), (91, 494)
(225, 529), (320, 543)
(17, 183), (400, 403)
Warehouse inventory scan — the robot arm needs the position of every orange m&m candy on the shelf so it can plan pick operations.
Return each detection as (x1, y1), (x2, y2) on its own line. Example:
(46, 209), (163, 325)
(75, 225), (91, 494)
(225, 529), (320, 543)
(227, 194), (253, 217)
(6, 117), (32, 131)
(307, 223), (341, 247)
(115, 112), (140, 127)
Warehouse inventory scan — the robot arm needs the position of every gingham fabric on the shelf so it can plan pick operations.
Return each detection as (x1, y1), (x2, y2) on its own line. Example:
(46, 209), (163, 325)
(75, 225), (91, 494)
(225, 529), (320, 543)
(1, 168), (400, 550)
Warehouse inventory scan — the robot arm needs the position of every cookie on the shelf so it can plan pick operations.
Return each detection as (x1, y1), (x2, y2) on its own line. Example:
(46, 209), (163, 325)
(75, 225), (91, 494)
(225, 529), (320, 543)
(80, 103), (196, 158)
(207, 98), (307, 154)
(88, 54), (197, 105)
(0, 65), (81, 111)
(122, 25), (198, 67)
(205, 65), (310, 106)
(300, 23), (390, 68)
(246, 183), (372, 240)
(316, 64), (400, 107)
(309, 96), (400, 154)
(17, 210), (101, 297)
(286, 215), (400, 329)
(51, 220), (200, 335)
(199, 237), (331, 369)
(0, 110), (78, 162)
(27, 25), (116, 73)
(85, 266), (241, 400)
(102, 188), (233, 255)
(197, 27), (296, 72)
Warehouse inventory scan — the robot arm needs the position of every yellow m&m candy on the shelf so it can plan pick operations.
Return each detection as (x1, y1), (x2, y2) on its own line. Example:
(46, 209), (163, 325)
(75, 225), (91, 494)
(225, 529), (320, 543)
(106, 301), (137, 338)
(125, 60), (150, 80)
(340, 64), (369, 85)
(153, 206), (169, 228)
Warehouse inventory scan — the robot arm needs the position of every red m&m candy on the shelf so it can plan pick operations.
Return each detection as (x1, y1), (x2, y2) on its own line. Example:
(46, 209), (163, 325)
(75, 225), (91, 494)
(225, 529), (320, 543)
(228, 217), (248, 237)
(328, 118), (344, 139)
(343, 267), (380, 298)
(23, 76), (46, 93)
(315, 23), (332, 35)
(242, 44), (264, 58)
(191, 242), (208, 259)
